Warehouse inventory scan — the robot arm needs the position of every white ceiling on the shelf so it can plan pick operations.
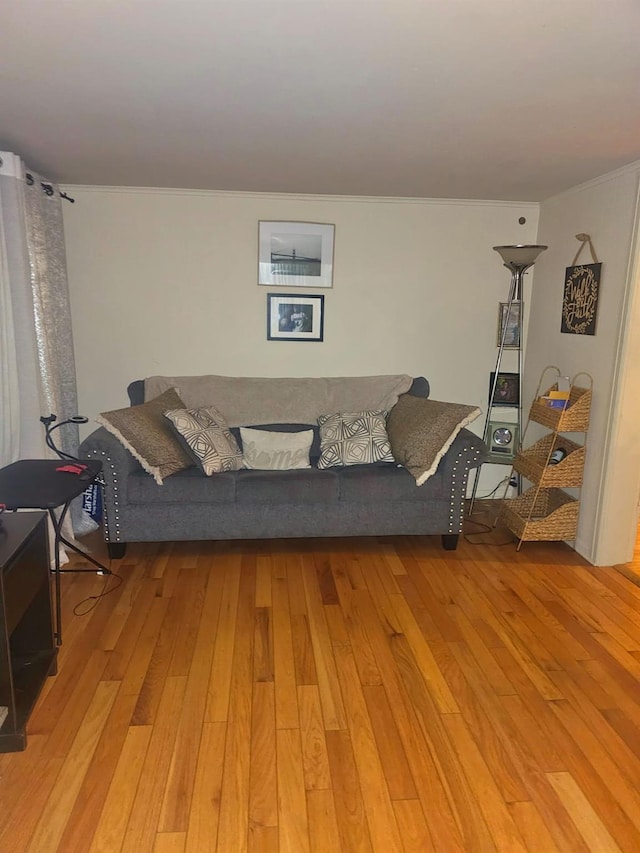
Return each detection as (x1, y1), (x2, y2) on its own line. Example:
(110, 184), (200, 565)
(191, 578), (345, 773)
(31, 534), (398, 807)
(1, 0), (639, 202)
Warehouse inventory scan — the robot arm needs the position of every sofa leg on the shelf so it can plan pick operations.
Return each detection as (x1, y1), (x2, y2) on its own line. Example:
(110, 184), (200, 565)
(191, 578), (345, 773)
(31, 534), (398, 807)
(107, 542), (127, 560)
(441, 534), (459, 551)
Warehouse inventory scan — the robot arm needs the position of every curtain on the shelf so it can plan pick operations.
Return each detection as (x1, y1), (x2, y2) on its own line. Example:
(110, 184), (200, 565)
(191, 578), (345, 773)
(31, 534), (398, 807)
(0, 150), (95, 543)
(0, 152), (44, 462)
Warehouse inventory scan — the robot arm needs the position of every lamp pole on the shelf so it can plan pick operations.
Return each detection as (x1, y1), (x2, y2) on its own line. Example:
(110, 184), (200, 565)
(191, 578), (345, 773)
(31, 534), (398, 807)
(469, 244), (547, 514)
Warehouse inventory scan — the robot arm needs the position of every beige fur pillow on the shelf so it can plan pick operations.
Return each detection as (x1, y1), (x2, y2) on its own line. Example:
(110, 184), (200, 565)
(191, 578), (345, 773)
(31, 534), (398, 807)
(96, 388), (192, 484)
(387, 395), (481, 485)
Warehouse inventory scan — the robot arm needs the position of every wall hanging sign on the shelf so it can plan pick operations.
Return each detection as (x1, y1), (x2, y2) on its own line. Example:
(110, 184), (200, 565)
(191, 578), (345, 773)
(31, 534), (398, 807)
(561, 233), (602, 336)
(258, 221), (335, 288)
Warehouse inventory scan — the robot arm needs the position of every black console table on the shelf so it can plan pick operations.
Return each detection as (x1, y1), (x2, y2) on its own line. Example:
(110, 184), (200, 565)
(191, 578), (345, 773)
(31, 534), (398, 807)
(0, 512), (57, 752)
(0, 459), (110, 644)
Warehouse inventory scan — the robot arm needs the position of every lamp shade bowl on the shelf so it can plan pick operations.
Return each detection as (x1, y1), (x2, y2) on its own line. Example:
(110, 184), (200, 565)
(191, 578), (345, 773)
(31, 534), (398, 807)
(493, 244), (547, 271)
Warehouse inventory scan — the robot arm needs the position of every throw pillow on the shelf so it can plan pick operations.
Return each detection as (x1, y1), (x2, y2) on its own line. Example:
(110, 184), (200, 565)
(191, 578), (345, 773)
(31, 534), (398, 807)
(240, 427), (314, 470)
(165, 406), (244, 476)
(317, 410), (394, 469)
(387, 394), (481, 485)
(96, 388), (193, 485)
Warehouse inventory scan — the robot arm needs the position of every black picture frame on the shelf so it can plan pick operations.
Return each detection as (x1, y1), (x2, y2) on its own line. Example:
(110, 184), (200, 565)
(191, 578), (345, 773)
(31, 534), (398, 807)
(489, 371), (519, 407)
(267, 293), (324, 342)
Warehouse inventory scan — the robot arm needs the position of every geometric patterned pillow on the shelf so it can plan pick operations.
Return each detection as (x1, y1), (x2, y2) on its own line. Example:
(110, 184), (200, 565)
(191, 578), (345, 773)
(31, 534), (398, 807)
(317, 410), (394, 469)
(164, 406), (244, 475)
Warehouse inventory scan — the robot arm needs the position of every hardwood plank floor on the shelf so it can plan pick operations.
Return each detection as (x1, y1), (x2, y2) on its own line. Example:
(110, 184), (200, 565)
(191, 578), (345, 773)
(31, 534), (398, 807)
(2, 516), (640, 851)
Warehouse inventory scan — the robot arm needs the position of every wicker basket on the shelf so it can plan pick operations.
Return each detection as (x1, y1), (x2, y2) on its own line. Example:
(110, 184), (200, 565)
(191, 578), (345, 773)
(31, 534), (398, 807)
(513, 434), (585, 487)
(500, 487), (579, 542)
(529, 384), (591, 432)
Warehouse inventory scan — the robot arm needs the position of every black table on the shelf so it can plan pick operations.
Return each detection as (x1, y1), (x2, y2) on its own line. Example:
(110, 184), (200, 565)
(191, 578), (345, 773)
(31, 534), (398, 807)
(0, 459), (111, 644)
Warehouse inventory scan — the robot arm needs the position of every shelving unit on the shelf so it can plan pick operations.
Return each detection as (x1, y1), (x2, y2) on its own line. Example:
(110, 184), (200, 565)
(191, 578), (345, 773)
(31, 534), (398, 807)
(499, 367), (592, 549)
(0, 512), (57, 752)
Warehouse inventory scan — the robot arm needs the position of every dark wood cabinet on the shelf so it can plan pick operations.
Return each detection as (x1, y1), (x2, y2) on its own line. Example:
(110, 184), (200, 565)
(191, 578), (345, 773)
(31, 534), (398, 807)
(0, 512), (57, 752)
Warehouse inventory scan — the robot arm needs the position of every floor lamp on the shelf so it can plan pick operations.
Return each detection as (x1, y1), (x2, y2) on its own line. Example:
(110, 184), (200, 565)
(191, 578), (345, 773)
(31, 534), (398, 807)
(469, 244), (547, 512)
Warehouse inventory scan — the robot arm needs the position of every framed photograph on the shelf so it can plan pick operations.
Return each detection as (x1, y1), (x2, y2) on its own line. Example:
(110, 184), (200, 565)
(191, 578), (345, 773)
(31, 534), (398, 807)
(258, 221), (335, 288)
(267, 293), (324, 342)
(489, 372), (519, 407)
(497, 301), (521, 348)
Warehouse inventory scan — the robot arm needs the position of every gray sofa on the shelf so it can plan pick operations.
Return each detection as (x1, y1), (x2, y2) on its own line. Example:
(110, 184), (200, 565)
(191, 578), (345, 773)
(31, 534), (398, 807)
(79, 374), (485, 558)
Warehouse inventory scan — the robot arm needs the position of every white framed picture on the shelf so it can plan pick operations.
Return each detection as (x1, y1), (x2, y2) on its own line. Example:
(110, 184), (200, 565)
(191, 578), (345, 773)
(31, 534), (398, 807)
(267, 293), (324, 342)
(258, 221), (335, 288)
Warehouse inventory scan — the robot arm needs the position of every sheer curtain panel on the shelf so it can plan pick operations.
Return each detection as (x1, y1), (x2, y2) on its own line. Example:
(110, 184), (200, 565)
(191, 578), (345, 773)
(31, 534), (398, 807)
(0, 151), (93, 544)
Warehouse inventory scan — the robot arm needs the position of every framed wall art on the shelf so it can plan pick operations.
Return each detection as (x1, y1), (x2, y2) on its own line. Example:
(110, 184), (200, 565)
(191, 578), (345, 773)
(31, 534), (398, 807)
(267, 293), (324, 342)
(258, 221), (335, 288)
(496, 301), (520, 349)
(489, 371), (519, 407)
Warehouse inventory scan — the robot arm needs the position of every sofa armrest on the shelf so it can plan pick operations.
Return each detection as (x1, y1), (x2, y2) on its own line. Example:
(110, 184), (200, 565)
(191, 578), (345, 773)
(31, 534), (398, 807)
(79, 427), (140, 543)
(438, 428), (486, 478)
(79, 427), (142, 480)
(438, 428), (486, 534)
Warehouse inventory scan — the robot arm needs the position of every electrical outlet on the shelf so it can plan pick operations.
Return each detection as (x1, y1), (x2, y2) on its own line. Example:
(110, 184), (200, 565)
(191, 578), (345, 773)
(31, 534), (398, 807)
(509, 475), (518, 488)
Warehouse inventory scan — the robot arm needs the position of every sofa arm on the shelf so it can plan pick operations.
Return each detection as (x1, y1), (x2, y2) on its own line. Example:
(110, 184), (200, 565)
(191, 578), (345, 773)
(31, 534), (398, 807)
(79, 427), (140, 543)
(79, 427), (142, 480)
(438, 428), (486, 478)
(438, 428), (486, 535)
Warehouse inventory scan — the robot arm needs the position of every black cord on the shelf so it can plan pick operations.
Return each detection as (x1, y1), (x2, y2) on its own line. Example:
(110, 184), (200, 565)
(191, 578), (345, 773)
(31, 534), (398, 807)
(473, 476), (510, 501)
(72, 568), (124, 616)
(463, 481), (516, 545)
(464, 516), (494, 535)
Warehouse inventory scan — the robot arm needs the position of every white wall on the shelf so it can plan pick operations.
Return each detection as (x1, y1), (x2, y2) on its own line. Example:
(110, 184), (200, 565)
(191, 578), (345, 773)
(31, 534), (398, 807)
(527, 164), (640, 564)
(63, 187), (538, 498)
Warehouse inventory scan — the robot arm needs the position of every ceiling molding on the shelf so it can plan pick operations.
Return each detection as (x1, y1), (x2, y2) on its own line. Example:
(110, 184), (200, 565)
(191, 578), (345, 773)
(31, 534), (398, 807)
(542, 159), (640, 204)
(62, 184), (540, 210)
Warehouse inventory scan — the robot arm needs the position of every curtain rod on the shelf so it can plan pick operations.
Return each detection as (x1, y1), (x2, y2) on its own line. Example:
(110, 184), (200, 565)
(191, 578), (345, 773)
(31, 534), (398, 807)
(25, 172), (75, 203)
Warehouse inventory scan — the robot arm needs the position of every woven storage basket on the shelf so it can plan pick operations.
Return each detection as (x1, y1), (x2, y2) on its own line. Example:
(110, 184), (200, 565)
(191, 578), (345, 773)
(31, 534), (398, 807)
(513, 434), (585, 488)
(500, 487), (579, 541)
(529, 384), (591, 432)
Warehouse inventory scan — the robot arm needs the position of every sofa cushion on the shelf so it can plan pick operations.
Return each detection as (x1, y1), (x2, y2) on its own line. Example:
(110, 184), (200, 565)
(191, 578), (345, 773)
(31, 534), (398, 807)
(338, 462), (445, 502)
(96, 388), (193, 485)
(235, 468), (339, 504)
(240, 427), (314, 470)
(165, 406), (243, 475)
(127, 467), (236, 504)
(317, 410), (394, 469)
(387, 394), (481, 485)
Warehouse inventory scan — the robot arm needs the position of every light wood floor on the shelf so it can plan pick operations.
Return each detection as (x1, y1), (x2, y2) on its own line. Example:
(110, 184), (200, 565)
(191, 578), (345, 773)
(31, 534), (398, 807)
(2, 514), (640, 852)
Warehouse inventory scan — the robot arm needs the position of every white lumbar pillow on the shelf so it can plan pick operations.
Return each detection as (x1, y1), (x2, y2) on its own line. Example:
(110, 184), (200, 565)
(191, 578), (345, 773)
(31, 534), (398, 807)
(240, 427), (314, 470)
